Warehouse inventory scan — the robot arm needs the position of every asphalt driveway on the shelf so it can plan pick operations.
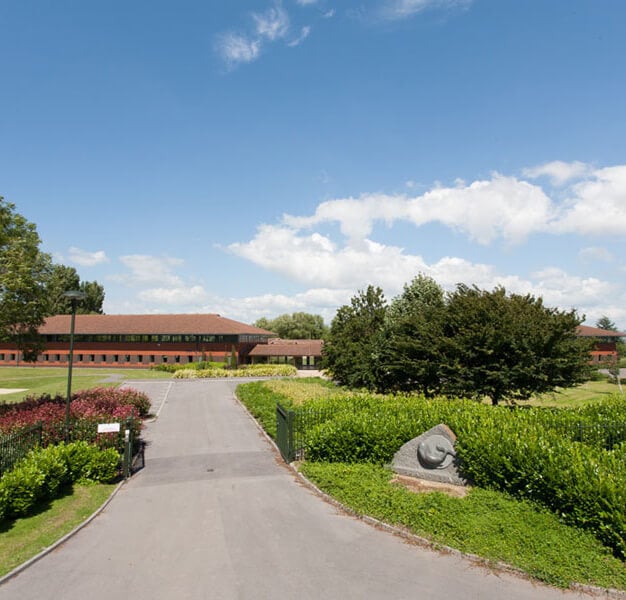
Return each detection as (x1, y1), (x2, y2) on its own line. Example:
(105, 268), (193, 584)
(0, 379), (602, 599)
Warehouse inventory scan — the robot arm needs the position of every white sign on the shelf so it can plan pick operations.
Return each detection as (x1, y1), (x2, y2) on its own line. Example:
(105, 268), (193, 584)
(98, 423), (121, 433)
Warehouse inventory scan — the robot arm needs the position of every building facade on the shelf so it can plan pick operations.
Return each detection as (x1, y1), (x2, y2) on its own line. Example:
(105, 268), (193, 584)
(576, 325), (625, 363)
(0, 314), (274, 368)
(248, 338), (323, 370)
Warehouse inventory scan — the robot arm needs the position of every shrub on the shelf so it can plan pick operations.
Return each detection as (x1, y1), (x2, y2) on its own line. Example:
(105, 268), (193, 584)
(27, 444), (70, 497)
(0, 462), (46, 518)
(62, 441), (119, 483)
(0, 441), (121, 523)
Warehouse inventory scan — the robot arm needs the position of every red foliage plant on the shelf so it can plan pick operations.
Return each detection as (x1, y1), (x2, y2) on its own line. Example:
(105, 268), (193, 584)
(0, 387), (150, 450)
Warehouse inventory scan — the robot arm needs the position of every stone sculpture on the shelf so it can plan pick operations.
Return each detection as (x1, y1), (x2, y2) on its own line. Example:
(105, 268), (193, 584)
(391, 423), (466, 486)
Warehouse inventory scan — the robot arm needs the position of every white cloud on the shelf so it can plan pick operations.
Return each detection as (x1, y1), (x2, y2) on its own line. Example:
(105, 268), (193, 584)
(138, 285), (210, 305)
(523, 160), (593, 186)
(215, 32), (261, 67)
(228, 222), (540, 297)
(283, 165), (626, 244)
(67, 247), (109, 267)
(112, 255), (185, 287)
(551, 166), (626, 236)
(530, 268), (617, 312)
(227, 222), (621, 325)
(380, 0), (472, 20)
(216, 1), (326, 67)
(214, 288), (353, 324)
(253, 4), (290, 40)
(287, 26), (311, 47)
(285, 174), (554, 245)
(579, 246), (614, 263)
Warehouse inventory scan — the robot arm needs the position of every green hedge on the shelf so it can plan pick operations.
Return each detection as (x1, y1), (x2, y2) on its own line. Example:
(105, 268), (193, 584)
(0, 442), (119, 521)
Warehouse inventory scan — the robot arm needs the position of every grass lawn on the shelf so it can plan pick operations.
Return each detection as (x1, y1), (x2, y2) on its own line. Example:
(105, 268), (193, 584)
(0, 367), (172, 404)
(301, 462), (626, 591)
(0, 483), (117, 577)
(527, 378), (624, 408)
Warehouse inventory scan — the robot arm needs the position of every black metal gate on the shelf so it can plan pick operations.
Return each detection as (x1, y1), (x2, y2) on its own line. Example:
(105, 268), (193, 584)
(276, 403), (295, 463)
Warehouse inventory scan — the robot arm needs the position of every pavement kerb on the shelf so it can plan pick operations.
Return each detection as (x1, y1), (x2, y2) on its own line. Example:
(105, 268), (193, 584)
(0, 479), (127, 586)
(232, 388), (626, 600)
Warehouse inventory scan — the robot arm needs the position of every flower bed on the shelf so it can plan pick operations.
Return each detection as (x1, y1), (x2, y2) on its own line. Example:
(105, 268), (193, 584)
(0, 387), (150, 453)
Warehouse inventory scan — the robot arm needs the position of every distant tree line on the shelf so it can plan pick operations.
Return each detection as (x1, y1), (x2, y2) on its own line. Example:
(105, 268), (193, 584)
(322, 275), (593, 405)
(1, 196), (105, 360)
(255, 312), (328, 340)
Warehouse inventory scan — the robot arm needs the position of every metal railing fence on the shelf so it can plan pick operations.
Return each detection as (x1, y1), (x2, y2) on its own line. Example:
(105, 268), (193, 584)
(275, 402), (626, 464)
(0, 422), (43, 475)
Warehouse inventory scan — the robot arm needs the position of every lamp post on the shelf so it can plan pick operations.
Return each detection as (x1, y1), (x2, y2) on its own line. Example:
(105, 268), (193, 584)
(64, 290), (86, 442)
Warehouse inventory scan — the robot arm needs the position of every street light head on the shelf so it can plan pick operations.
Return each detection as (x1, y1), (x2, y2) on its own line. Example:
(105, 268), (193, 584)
(63, 290), (87, 301)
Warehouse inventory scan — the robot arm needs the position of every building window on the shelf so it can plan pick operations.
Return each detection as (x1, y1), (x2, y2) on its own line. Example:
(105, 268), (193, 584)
(187, 355), (194, 363)
(175, 355), (180, 363)
(125, 355), (131, 363)
(137, 355), (143, 363)
(150, 355), (155, 363)
(162, 356), (168, 363)
(113, 355), (119, 362)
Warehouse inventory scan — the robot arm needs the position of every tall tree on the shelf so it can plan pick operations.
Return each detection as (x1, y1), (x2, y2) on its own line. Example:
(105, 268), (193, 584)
(254, 312), (328, 339)
(596, 315), (618, 331)
(441, 285), (592, 405)
(374, 275), (446, 394)
(322, 285), (386, 388)
(45, 264), (105, 314)
(0, 197), (51, 359)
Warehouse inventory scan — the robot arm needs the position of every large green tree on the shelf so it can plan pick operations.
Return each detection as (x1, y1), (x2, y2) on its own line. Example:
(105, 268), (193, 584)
(254, 312), (327, 339)
(334, 276), (592, 404)
(45, 264), (105, 314)
(374, 275), (447, 394)
(322, 285), (387, 389)
(0, 197), (51, 359)
(441, 285), (591, 405)
(1, 197), (107, 361)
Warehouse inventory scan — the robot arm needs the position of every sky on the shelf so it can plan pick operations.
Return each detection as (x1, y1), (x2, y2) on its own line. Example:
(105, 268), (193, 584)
(2, 0), (626, 328)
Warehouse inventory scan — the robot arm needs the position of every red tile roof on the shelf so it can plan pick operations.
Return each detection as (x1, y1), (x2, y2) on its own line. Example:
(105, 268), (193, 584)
(38, 314), (274, 336)
(577, 325), (626, 338)
(248, 339), (323, 357)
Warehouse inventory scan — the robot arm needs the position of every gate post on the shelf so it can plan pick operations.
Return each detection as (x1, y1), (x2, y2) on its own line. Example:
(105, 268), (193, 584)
(276, 404), (295, 463)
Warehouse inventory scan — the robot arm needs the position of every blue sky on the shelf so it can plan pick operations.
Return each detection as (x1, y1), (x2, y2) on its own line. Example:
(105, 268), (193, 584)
(2, 0), (626, 327)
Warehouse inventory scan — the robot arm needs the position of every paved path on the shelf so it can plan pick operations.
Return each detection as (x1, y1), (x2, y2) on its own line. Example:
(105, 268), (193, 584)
(0, 380), (602, 599)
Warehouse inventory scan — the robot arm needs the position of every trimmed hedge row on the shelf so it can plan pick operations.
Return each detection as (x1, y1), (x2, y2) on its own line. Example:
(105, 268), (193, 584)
(173, 364), (297, 379)
(152, 361), (227, 373)
(0, 442), (119, 522)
